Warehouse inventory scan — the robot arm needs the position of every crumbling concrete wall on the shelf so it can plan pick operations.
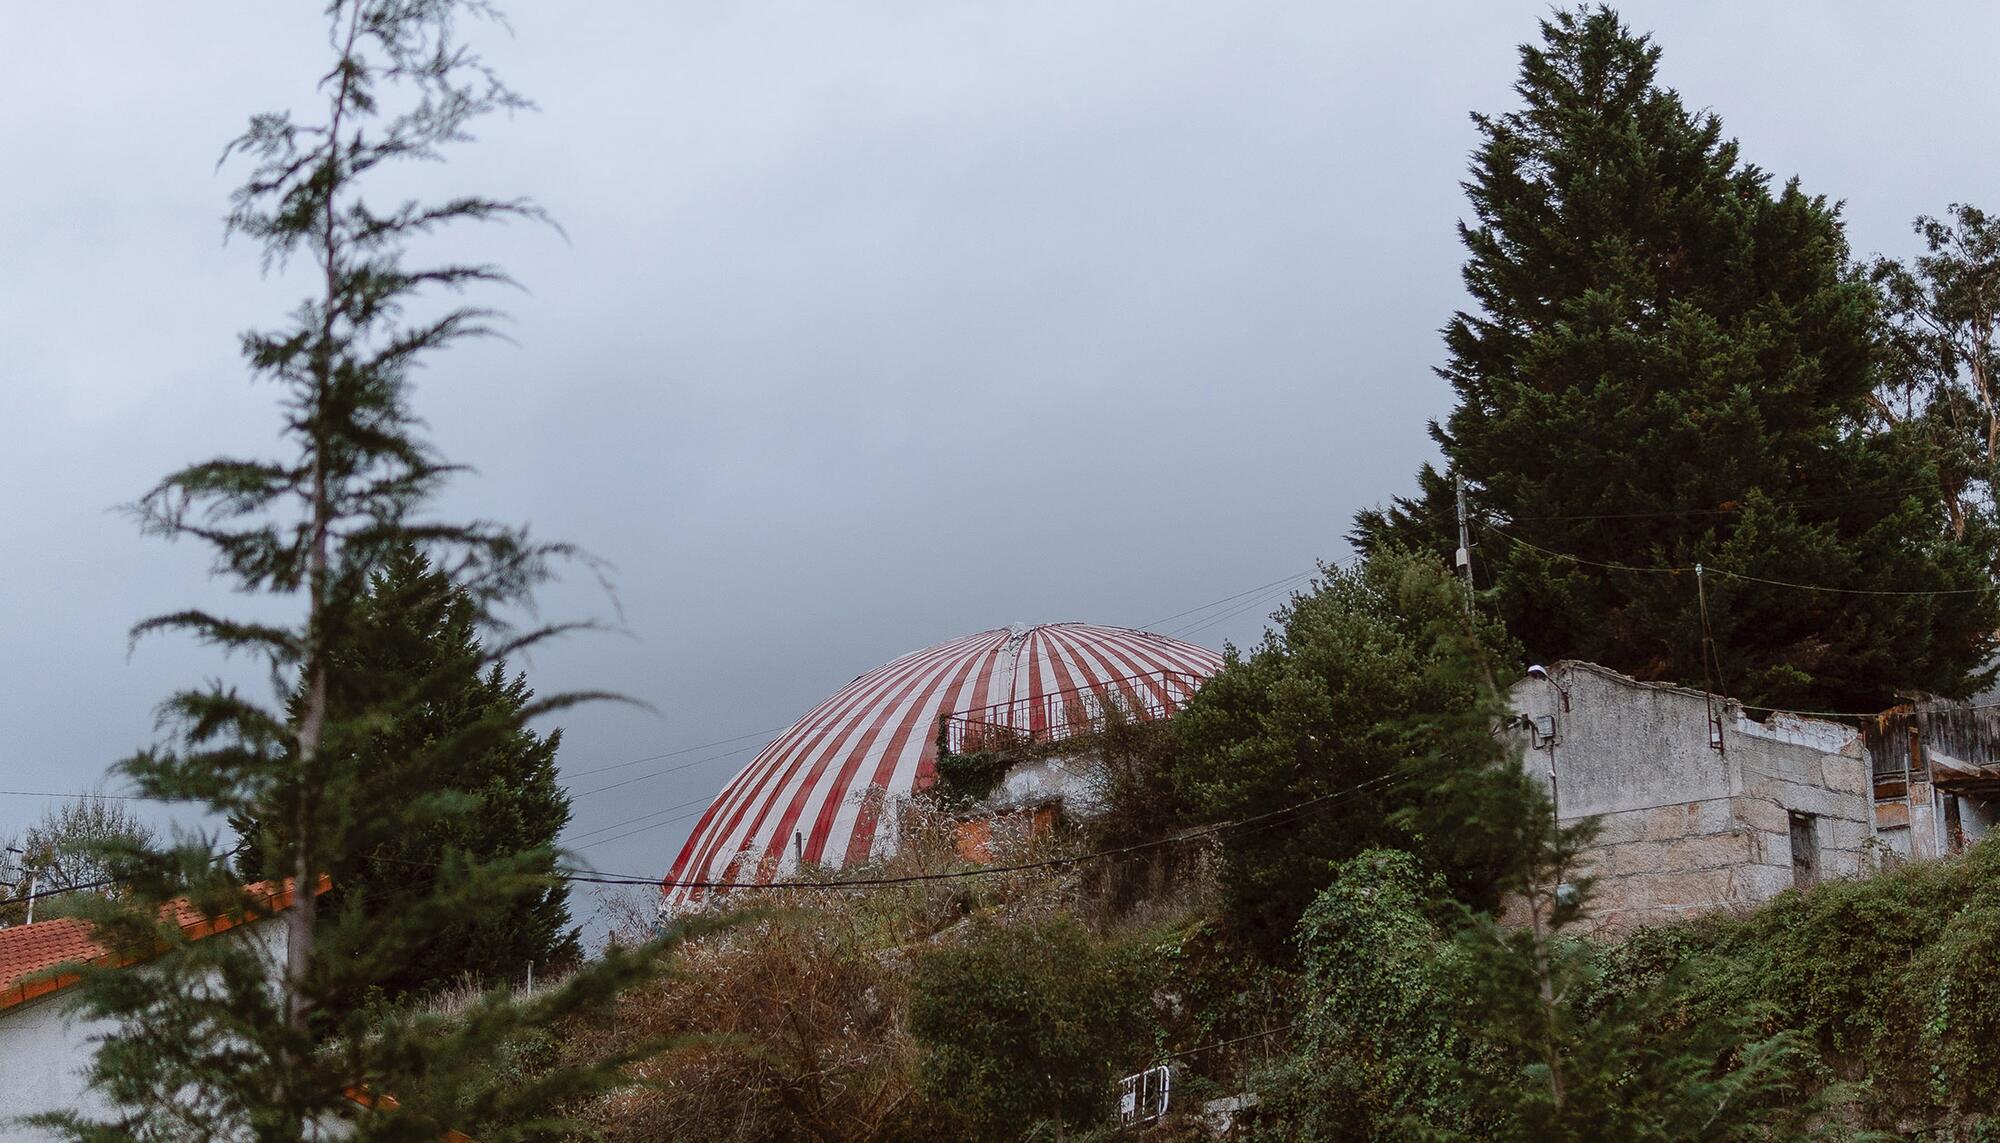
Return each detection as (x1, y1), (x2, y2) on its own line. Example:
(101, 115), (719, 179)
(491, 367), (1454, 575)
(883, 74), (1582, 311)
(1510, 662), (1874, 934)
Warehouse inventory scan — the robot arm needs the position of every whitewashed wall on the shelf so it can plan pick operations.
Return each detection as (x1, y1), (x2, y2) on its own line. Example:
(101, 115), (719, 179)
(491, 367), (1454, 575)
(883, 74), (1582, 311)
(0, 917), (288, 1136)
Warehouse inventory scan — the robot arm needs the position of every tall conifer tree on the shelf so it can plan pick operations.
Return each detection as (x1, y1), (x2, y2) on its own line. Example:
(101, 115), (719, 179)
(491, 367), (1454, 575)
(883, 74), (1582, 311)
(1355, 6), (1997, 710)
(39, 3), (667, 1138)
(238, 548), (583, 1002)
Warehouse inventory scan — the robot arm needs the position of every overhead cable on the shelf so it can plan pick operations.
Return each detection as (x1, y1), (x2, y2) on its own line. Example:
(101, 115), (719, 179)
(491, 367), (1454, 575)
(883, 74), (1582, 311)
(1479, 520), (1996, 596)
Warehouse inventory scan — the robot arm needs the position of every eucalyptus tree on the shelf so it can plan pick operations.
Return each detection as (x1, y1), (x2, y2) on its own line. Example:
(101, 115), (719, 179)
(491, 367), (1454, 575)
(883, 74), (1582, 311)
(1872, 204), (2000, 561)
(39, 3), (665, 1138)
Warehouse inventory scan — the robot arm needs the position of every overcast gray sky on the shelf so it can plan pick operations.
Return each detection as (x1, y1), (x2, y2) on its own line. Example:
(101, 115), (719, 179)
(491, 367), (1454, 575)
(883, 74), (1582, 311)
(4, 2), (1996, 927)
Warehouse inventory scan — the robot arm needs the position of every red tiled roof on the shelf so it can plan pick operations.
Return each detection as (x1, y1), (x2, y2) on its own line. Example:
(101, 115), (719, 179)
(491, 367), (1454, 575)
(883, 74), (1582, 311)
(0, 877), (326, 1013)
(0, 878), (475, 1141)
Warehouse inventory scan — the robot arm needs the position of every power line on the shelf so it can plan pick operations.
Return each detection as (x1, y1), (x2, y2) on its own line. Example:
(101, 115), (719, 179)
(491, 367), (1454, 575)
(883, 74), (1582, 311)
(1144, 571), (1314, 631)
(0, 790), (160, 803)
(1479, 520), (1997, 596)
(1177, 557), (1367, 639)
(13, 770), (1414, 917)
(568, 741), (765, 800)
(1730, 695), (2000, 720)
(561, 726), (790, 780)
(1156, 1022), (1300, 1063)
(567, 805), (712, 854)
(1712, 566), (1994, 598)
(1501, 481), (1947, 523)
(1170, 577), (1310, 639)
(563, 793), (717, 845)
(3, 846), (243, 910)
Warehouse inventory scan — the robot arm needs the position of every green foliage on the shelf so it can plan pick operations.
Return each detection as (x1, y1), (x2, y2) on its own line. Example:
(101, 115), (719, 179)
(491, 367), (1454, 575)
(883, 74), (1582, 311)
(1909, 902), (2000, 1114)
(238, 548), (582, 1002)
(1354, 4), (1998, 712)
(929, 747), (1019, 810)
(0, 798), (155, 924)
(910, 914), (1149, 1137)
(1077, 714), (1202, 914)
(1872, 202), (2000, 569)
(1285, 850), (1492, 1139)
(39, 3), (673, 1138)
(1251, 835), (1810, 1142)
(1587, 839), (2000, 1134)
(1168, 548), (1539, 954)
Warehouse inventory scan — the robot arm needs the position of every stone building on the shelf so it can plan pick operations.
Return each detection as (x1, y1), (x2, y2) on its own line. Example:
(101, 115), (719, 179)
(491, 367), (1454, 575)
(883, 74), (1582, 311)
(1509, 661), (1876, 933)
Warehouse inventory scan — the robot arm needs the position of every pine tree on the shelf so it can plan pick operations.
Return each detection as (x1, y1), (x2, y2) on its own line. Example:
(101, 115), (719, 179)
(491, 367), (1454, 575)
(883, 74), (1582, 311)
(237, 549), (582, 1001)
(1355, 5), (1998, 711)
(38, 3), (668, 1138)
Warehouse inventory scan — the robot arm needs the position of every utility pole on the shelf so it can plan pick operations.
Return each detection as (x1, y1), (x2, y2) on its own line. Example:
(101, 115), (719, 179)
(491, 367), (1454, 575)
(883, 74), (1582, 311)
(1455, 472), (1475, 617)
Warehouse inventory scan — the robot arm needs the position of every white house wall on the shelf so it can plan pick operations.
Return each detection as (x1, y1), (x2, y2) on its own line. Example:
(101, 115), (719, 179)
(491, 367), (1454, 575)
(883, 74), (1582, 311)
(0, 917), (289, 1136)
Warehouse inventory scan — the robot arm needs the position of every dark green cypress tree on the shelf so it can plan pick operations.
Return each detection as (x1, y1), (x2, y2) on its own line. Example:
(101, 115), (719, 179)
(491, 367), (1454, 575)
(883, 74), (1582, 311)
(1355, 5), (1998, 711)
(238, 548), (583, 1001)
(36, 3), (671, 1138)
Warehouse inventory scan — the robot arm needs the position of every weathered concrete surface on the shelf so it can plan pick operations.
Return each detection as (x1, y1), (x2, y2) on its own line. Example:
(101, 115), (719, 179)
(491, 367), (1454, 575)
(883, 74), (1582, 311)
(1510, 662), (1875, 935)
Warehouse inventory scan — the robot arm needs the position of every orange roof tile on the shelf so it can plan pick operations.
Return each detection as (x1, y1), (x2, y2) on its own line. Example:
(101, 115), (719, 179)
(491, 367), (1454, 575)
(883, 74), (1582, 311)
(0, 877), (474, 1141)
(0, 877), (327, 1013)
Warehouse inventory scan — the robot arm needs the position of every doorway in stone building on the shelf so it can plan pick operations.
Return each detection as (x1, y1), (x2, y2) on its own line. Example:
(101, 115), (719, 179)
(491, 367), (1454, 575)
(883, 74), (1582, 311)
(1789, 811), (1819, 888)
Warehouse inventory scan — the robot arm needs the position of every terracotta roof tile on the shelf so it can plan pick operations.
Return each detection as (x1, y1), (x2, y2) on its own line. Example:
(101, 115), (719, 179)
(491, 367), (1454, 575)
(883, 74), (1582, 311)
(0, 877), (326, 1012)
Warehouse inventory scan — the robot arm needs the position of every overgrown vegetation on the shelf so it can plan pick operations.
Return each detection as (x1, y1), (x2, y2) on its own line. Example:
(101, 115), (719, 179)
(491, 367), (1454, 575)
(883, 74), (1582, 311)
(912, 914), (1150, 1136)
(1585, 840), (2000, 1135)
(1244, 846), (1815, 1143)
(551, 799), (1264, 1141)
(1168, 548), (1540, 954)
(930, 742), (1033, 810)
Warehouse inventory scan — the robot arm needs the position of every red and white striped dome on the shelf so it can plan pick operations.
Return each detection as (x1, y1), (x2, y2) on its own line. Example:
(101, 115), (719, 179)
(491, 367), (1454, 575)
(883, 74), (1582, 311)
(663, 623), (1222, 906)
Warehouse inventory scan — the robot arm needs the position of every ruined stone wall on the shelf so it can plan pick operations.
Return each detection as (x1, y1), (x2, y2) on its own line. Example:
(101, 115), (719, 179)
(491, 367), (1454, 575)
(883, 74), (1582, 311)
(1510, 662), (1875, 934)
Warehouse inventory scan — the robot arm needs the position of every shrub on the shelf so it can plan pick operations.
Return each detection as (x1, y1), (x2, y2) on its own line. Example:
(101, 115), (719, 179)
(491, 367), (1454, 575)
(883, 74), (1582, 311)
(1285, 850), (1492, 1139)
(909, 914), (1149, 1137)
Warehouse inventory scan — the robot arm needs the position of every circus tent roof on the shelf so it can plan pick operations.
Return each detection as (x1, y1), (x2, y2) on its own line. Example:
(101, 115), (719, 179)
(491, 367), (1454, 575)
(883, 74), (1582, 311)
(662, 622), (1222, 906)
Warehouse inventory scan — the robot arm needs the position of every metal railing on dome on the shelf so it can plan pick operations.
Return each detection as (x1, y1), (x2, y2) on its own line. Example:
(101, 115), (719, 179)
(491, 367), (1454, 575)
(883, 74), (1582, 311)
(939, 669), (1209, 755)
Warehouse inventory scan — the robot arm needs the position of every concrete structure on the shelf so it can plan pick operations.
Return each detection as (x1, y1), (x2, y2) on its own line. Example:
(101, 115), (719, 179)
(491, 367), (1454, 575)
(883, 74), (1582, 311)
(0, 884), (300, 1134)
(1510, 662), (1876, 933)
